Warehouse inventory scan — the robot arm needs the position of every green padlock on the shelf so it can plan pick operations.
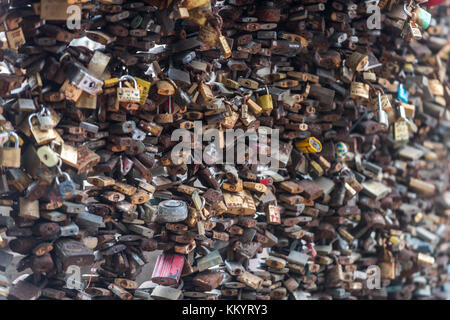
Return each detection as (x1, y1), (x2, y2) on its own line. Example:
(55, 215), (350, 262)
(414, 7), (431, 30)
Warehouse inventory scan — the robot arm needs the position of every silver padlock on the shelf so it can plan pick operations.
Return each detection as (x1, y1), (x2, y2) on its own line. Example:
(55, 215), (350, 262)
(75, 211), (103, 230)
(287, 240), (309, 266)
(377, 92), (389, 128)
(132, 128), (146, 141)
(66, 62), (103, 96)
(55, 172), (76, 199)
(197, 249), (223, 272)
(156, 200), (188, 223)
(37, 107), (54, 130)
(60, 222), (80, 237)
(151, 285), (182, 300)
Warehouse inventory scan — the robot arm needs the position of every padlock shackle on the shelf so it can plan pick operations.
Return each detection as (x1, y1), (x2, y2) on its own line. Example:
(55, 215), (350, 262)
(7, 132), (20, 148)
(39, 106), (50, 116)
(403, 3), (413, 17)
(28, 113), (37, 128)
(56, 158), (64, 176)
(118, 75), (138, 89)
(55, 171), (71, 185)
(50, 140), (61, 149)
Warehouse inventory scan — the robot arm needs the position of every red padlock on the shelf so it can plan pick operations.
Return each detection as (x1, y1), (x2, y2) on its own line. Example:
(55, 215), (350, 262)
(422, 0), (444, 6)
(259, 178), (273, 186)
(151, 253), (185, 286)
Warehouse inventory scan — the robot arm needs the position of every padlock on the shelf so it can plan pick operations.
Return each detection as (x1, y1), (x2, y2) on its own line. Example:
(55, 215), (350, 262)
(65, 62), (103, 96)
(218, 35), (232, 58)
(6, 27), (26, 50)
(19, 197), (40, 220)
(350, 81), (370, 101)
(117, 75), (141, 103)
(36, 146), (59, 167)
(156, 200), (188, 223)
(36, 108), (54, 131)
(295, 137), (322, 153)
(0, 132), (21, 168)
(27, 113), (57, 146)
(345, 52), (369, 72)
(152, 253), (185, 285)
(151, 285), (182, 300)
(198, 24), (220, 47)
(402, 21), (422, 41)
(393, 120), (409, 142)
(414, 7), (431, 30)
(377, 92), (389, 128)
(197, 250), (223, 271)
(55, 172), (76, 200)
(50, 141), (78, 168)
(256, 86), (273, 112)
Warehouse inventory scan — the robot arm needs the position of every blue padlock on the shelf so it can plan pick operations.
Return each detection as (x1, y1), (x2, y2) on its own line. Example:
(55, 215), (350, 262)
(398, 83), (409, 103)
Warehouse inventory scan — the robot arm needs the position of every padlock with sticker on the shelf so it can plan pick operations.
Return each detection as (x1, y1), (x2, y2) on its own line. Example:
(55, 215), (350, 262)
(117, 75), (141, 103)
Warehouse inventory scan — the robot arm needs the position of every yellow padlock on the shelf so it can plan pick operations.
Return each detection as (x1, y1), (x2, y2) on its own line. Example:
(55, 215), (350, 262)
(188, 2), (211, 26)
(218, 35), (231, 58)
(104, 78), (119, 88)
(295, 137), (322, 153)
(256, 86), (273, 111)
(135, 77), (151, 105)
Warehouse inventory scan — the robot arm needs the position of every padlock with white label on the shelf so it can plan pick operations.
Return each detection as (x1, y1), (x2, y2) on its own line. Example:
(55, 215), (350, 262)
(117, 75), (141, 103)
(65, 62), (103, 96)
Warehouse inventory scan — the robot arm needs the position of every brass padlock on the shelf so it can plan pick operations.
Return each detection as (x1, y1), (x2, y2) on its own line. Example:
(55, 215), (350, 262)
(27, 113), (57, 146)
(0, 132), (21, 168)
(218, 35), (231, 58)
(350, 81), (370, 101)
(156, 80), (175, 96)
(402, 20), (422, 41)
(51, 141), (78, 168)
(255, 86), (273, 112)
(117, 75), (141, 103)
(198, 24), (220, 47)
(5, 27), (26, 50)
(392, 104), (409, 142)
